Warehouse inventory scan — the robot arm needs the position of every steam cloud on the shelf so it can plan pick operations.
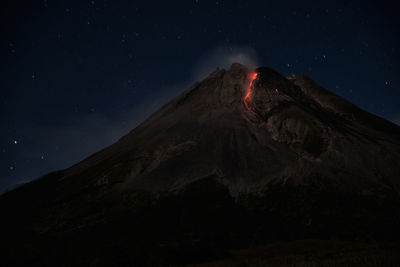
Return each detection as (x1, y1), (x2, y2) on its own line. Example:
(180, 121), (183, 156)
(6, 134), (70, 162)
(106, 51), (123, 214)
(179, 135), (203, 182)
(192, 45), (258, 81)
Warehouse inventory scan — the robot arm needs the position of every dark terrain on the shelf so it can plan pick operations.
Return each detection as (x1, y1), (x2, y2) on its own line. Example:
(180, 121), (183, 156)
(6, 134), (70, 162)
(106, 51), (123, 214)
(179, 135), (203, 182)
(1, 63), (400, 266)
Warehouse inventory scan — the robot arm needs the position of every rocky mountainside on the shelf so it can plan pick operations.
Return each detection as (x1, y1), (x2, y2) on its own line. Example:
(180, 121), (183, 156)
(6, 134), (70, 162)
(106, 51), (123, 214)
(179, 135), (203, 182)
(1, 63), (399, 266)
(23, 63), (400, 195)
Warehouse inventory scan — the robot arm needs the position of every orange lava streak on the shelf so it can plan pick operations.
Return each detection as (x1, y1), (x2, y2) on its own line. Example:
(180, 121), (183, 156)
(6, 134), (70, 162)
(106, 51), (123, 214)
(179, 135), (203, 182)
(244, 72), (258, 111)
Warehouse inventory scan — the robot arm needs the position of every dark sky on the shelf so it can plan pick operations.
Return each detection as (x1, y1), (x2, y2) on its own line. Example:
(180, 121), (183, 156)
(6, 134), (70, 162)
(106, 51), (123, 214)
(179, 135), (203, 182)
(1, 0), (399, 193)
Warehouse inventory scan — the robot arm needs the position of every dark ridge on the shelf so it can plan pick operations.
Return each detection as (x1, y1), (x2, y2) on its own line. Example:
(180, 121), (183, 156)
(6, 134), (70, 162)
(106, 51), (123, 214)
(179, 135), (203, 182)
(294, 75), (400, 136)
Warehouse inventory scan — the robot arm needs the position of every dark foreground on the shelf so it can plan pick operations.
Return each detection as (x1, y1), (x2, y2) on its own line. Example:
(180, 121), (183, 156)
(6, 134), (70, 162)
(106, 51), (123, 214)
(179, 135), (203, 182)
(189, 240), (400, 267)
(1, 174), (400, 266)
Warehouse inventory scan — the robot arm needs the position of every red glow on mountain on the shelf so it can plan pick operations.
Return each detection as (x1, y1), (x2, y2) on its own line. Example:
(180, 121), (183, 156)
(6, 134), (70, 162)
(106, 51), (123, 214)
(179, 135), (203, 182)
(244, 72), (258, 111)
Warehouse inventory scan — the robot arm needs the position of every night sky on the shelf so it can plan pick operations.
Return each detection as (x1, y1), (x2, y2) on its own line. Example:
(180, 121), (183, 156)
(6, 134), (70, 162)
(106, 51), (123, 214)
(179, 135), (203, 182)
(1, 0), (399, 193)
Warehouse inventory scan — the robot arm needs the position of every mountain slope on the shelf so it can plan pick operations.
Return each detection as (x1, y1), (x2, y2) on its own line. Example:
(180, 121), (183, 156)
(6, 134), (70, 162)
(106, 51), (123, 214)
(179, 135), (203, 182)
(1, 63), (400, 266)
(21, 63), (400, 194)
(48, 63), (400, 194)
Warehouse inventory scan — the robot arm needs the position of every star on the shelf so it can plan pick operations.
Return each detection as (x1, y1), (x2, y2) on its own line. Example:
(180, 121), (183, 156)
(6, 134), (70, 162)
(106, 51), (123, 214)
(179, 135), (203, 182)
(13, 140), (18, 145)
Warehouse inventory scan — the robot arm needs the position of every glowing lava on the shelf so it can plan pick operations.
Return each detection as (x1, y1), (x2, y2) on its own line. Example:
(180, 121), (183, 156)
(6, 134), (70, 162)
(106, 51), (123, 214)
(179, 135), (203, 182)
(243, 72), (258, 111)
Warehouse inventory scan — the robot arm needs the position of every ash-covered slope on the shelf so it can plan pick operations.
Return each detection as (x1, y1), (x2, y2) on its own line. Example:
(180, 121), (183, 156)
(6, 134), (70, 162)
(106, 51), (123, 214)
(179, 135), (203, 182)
(1, 63), (400, 266)
(42, 62), (400, 196)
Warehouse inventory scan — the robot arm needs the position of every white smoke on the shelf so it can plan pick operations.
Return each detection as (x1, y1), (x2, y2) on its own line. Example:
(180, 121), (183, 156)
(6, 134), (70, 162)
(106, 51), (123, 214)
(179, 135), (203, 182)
(192, 45), (258, 81)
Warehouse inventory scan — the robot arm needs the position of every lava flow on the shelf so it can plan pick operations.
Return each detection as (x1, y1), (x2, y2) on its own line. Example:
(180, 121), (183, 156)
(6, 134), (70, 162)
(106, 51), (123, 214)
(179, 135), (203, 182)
(243, 72), (258, 111)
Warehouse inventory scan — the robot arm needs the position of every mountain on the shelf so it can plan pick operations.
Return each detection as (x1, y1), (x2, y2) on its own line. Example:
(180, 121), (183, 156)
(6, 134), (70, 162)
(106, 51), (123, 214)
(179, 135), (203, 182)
(1, 63), (400, 266)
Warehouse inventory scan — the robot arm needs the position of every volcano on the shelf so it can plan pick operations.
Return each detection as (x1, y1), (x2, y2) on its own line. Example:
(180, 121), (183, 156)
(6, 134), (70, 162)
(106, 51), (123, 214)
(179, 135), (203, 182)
(1, 63), (400, 266)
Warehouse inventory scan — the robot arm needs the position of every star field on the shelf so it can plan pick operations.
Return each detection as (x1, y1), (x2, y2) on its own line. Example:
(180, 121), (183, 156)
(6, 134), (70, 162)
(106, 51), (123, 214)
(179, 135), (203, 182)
(0, 0), (399, 192)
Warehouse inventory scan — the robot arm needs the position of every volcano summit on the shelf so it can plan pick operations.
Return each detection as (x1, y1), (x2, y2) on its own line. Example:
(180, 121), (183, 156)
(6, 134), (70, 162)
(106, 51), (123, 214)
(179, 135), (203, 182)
(1, 63), (400, 266)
